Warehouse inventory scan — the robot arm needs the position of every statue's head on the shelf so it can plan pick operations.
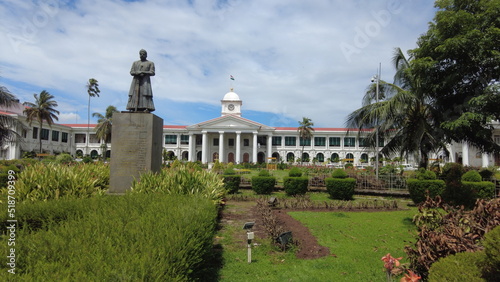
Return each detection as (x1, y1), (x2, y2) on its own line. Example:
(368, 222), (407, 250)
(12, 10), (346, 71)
(139, 49), (147, 59)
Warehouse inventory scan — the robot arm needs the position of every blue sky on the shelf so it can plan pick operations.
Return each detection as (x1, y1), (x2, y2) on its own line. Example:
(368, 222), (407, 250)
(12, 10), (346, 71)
(0, 0), (437, 127)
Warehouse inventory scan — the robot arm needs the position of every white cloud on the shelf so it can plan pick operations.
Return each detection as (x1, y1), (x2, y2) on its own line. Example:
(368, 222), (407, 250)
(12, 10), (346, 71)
(0, 0), (437, 127)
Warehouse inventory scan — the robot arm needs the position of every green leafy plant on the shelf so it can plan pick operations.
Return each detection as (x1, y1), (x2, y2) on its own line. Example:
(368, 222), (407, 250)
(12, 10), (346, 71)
(288, 167), (303, 177)
(251, 174), (275, 194)
(283, 176), (308, 196)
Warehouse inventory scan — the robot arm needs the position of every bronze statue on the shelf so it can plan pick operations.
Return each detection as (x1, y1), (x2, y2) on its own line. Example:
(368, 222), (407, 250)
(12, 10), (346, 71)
(126, 49), (155, 112)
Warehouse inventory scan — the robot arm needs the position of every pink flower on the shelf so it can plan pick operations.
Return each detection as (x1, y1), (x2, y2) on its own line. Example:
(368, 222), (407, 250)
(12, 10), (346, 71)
(381, 253), (402, 271)
(400, 270), (421, 282)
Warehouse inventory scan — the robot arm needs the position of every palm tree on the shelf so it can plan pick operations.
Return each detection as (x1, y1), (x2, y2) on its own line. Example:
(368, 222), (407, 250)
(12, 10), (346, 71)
(92, 105), (118, 157)
(297, 117), (314, 165)
(345, 47), (446, 168)
(23, 90), (59, 155)
(0, 85), (22, 146)
(87, 78), (100, 155)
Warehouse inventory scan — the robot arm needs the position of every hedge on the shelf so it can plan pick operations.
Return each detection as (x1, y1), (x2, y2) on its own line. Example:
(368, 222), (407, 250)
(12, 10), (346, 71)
(251, 176), (276, 194)
(462, 181), (496, 203)
(0, 193), (219, 281)
(325, 178), (356, 200)
(407, 179), (445, 205)
(428, 251), (486, 282)
(283, 176), (308, 196)
(222, 175), (241, 194)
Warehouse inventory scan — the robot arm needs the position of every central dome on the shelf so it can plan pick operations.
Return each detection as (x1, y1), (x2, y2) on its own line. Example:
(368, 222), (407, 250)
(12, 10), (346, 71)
(222, 89), (241, 101)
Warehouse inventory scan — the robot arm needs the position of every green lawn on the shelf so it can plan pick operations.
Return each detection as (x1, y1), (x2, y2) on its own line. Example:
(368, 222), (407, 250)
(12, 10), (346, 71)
(218, 199), (417, 281)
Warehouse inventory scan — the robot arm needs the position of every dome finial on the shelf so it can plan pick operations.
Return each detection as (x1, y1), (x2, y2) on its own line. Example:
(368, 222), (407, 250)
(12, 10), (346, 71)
(230, 87), (234, 92)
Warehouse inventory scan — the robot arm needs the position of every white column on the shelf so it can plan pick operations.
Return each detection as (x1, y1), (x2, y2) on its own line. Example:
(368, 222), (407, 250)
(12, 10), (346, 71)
(202, 131), (208, 164)
(188, 134), (194, 162)
(447, 144), (456, 163)
(219, 131), (224, 163)
(482, 153), (489, 168)
(252, 132), (258, 163)
(236, 131), (241, 164)
(267, 135), (273, 162)
(462, 142), (470, 166)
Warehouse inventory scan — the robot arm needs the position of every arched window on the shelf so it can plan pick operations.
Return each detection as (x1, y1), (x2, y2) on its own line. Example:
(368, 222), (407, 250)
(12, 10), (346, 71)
(90, 150), (98, 159)
(212, 152), (219, 162)
(346, 153), (354, 163)
(302, 153), (310, 162)
(360, 153), (368, 162)
(316, 153), (324, 163)
(272, 152), (280, 160)
(182, 151), (189, 161)
(228, 152), (235, 163)
(331, 153), (339, 162)
(286, 152), (295, 162)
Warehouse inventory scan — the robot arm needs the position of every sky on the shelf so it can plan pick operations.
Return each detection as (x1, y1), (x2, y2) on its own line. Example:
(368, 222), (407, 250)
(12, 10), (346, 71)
(0, 0), (437, 128)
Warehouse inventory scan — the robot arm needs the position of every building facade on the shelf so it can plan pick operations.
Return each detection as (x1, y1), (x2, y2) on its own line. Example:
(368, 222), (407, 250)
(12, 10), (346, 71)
(2, 89), (500, 167)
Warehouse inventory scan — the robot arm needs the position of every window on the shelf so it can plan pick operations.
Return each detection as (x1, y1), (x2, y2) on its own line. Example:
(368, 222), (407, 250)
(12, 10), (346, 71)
(329, 137), (340, 147)
(180, 135), (189, 145)
(75, 134), (86, 143)
(344, 137), (355, 147)
(196, 135), (202, 145)
(213, 138), (219, 146)
(316, 153), (325, 162)
(302, 153), (310, 162)
(52, 130), (59, 142)
(272, 136), (282, 146)
(41, 129), (49, 140)
(360, 153), (369, 162)
(495, 135), (500, 144)
(359, 138), (369, 147)
(228, 138), (234, 146)
(61, 132), (68, 143)
(22, 129), (27, 138)
(378, 138), (385, 147)
(299, 137), (311, 146)
(257, 136), (267, 146)
(331, 153), (339, 162)
(244, 139), (249, 146)
(314, 137), (326, 146)
(286, 152), (295, 162)
(285, 136), (296, 146)
(164, 135), (177, 145)
(32, 127), (38, 139)
(345, 153), (354, 163)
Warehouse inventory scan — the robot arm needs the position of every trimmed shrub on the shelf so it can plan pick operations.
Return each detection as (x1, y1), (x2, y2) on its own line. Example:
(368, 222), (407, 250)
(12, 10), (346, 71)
(462, 181), (496, 202)
(288, 167), (302, 177)
(479, 168), (494, 180)
(325, 177), (356, 200)
(428, 251), (486, 282)
(0, 194), (219, 281)
(223, 175), (241, 194)
(441, 163), (465, 206)
(283, 176), (308, 196)
(251, 176), (275, 194)
(482, 226), (500, 280)
(55, 153), (74, 164)
(407, 179), (445, 205)
(258, 169), (271, 176)
(223, 167), (236, 175)
(331, 168), (348, 179)
(462, 170), (482, 182)
(416, 168), (437, 180)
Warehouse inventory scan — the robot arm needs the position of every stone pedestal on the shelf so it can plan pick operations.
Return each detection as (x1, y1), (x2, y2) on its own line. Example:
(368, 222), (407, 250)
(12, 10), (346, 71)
(109, 112), (163, 194)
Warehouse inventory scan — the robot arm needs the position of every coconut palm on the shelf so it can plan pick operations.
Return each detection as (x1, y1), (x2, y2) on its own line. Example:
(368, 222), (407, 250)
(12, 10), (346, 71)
(297, 117), (314, 164)
(87, 78), (100, 154)
(0, 85), (22, 146)
(346, 47), (446, 168)
(92, 105), (118, 153)
(23, 90), (59, 154)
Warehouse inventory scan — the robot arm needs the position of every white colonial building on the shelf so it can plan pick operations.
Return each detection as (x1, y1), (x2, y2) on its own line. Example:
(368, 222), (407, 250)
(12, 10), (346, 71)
(1, 89), (500, 167)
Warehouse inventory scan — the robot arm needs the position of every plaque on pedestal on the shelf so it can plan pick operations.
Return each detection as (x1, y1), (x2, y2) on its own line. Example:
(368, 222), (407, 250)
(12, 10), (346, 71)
(109, 112), (163, 194)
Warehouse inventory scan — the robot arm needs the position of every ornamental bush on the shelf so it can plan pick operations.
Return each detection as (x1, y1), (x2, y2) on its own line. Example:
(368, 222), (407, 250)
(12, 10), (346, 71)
(288, 167), (303, 177)
(251, 176), (275, 194)
(462, 170), (482, 182)
(407, 179), (445, 205)
(482, 226), (500, 280)
(222, 175), (241, 194)
(331, 168), (348, 179)
(428, 251), (486, 282)
(325, 177), (356, 200)
(283, 176), (308, 196)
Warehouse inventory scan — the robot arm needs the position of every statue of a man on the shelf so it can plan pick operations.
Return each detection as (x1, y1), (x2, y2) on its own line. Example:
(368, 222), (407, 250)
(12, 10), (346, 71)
(126, 49), (155, 112)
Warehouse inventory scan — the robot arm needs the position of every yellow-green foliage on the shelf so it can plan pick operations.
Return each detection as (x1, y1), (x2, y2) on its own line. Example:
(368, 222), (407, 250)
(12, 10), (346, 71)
(10, 162), (109, 202)
(130, 165), (226, 204)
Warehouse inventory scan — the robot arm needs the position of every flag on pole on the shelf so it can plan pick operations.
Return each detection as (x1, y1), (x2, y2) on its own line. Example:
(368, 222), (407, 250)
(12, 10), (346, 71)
(230, 75), (235, 80)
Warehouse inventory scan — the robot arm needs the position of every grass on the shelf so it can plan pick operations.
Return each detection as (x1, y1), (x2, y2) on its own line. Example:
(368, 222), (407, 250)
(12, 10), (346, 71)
(218, 192), (417, 281)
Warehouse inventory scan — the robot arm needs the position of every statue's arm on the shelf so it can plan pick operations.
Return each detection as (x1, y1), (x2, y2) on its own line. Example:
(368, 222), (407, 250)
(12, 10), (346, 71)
(130, 62), (137, 76)
(147, 62), (155, 76)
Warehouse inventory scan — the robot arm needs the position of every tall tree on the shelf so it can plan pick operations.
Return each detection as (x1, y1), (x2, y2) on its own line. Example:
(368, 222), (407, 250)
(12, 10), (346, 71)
(92, 105), (118, 155)
(23, 90), (59, 154)
(410, 0), (500, 153)
(346, 48), (447, 168)
(297, 117), (314, 164)
(0, 85), (22, 146)
(87, 78), (100, 155)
